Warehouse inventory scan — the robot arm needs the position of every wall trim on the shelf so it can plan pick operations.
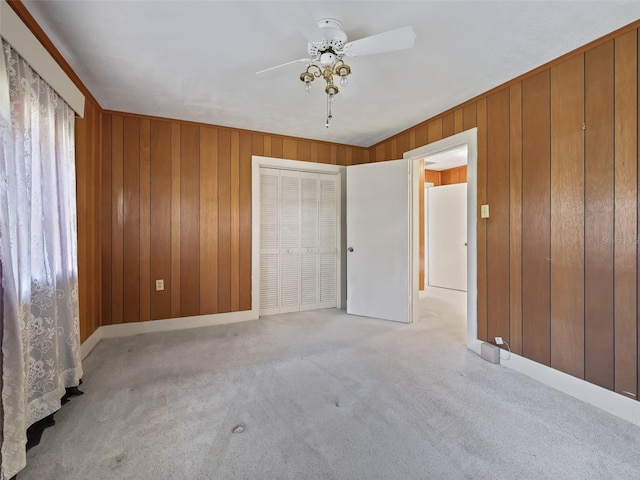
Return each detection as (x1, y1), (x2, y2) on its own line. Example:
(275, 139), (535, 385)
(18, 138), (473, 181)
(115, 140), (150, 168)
(80, 326), (102, 360)
(498, 348), (640, 428)
(80, 310), (260, 359)
(101, 309), (258, 339)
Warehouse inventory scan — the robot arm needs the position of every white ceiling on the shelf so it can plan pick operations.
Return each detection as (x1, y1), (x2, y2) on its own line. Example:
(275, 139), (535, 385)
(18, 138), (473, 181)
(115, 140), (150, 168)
(424, 146), (468, 171)
(23, 1), (640, 147)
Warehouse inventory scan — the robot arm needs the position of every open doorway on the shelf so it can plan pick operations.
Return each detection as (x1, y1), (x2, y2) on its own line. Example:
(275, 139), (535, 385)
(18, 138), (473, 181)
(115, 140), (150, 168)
(406, 129), (479, 354)
(423, 146), (468, 291)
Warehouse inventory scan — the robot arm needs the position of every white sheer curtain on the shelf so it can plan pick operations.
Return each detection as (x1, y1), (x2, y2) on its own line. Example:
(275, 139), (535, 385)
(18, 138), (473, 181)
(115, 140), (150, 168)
(0, 40), (83, 480)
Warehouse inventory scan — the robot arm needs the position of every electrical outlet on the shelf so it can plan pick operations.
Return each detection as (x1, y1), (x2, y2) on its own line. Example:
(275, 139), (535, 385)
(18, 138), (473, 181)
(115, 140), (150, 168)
(495, 336), (504, 345)
(155, 279), (164, 291)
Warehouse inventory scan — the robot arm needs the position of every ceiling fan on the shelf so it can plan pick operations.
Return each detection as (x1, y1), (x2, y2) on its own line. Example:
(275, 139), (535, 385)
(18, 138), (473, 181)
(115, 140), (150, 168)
(256, 18), (416, 128)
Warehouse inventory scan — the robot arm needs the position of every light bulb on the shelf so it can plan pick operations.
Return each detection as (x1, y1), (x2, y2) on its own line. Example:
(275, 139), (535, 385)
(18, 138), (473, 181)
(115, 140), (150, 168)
(305, 82), (312, 93)
(340, 75), (348, 87)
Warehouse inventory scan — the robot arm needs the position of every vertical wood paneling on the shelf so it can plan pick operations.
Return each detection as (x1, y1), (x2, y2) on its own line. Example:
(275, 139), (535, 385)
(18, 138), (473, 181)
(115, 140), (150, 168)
(584, 41), (615, 389)
(271, 136), (283, 158)
(230, 131), (241, 311)
(263, 135), (272, 157)
(310, 142), (318, 162)
(101, 114), (112, 325)
(550, 55), (585, 378)
(614, 30), (638, 397)
(425, 170), (441, 186)
(180, 125), (200, 317)
(439, 166), (467, 186)
(442, 113), (455, 138)
(638, 31), (640, 402)
(428, 119), (443, 144)
(111, 115), (124, 324)
(218, 129), (232, 312)
(150, 121), (172, 320)
(76, 102), (101, 339)
(476, 98), (488, 341)
(463, 103), (477, 131)
(384, 140), (393, 160)
(139, 119), (151, 322)
(415, 123), (428, 148)
(486, 90), (511, 344)
(375, 144), (385, 162)
(396, 132), (410, 156)
(331, 145), (338, 164)
(352, 148), (365, 165)
(252, 133), (264, 156)
(170, 123), (181, 318)
(298, 141), (311, 161)
(522, 71), (551, 366)
(75, 109), (88, 335)
(318, 143), (331, 164)
(123, 117), (140, 323)
(90, 105), (100, 334)
(283, 138), (297, 160)
(454, 109), (464, 134)
(336, 145), (347, 166)
(239, 132), (253, 310)
(200, 127), (219, 315)
(509, 83), (523, 355)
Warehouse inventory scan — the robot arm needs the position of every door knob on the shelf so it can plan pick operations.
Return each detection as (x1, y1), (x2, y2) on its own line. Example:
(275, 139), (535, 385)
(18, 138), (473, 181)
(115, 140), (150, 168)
(348, 247), (354, 252)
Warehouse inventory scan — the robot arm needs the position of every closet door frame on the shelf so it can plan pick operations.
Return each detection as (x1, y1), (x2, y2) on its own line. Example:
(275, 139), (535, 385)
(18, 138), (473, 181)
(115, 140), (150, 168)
(252, 156), (345, 317)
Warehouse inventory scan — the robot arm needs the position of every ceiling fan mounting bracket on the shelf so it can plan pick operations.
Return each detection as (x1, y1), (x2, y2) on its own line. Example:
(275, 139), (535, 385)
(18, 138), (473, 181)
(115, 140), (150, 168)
(307, 18), (348, 57)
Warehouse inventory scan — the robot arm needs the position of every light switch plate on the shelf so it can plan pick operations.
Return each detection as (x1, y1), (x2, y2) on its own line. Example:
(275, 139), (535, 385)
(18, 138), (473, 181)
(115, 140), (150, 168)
(480, 204), (490, 218)
(155, 279), (164, 291)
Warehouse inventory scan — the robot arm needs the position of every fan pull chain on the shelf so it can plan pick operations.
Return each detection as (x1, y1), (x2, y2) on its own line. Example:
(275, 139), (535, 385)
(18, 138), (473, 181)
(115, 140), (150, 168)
(326, 93), (333, 128)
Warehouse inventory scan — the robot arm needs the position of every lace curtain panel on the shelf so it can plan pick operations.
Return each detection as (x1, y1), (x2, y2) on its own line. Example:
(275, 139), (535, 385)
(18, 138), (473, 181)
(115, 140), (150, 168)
(0, 40), (83, 480)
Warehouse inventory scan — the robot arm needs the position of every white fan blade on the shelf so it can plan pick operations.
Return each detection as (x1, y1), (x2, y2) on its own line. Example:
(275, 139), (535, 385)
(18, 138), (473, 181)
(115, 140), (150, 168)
(256, 58), (311, 76)
(342, 26), (416, 57)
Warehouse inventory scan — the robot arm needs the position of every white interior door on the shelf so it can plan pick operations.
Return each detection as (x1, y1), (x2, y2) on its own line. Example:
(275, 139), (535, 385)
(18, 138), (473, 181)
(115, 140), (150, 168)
(428, 183), (467, 291)
(346, 159), (411, 323)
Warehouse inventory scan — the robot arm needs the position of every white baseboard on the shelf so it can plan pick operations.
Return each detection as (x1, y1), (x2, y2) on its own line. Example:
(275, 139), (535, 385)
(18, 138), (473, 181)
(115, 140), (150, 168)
(81, 326), (102, 360)
(498, 349), (640, 428)
(100, 309), (258, 338)
(80, 309), (258, 358)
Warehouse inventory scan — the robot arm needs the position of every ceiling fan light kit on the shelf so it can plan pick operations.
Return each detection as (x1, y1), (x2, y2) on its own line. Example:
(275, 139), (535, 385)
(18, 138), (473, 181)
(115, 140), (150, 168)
(300, 58), (351, 128)
(258, 17), (416, 128)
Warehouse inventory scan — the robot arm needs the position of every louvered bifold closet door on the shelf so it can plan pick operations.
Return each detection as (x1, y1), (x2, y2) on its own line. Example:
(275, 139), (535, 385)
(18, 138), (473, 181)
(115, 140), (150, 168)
(300, 172), (320, 311)
(260, 168), (280, 315)
(319, 174), (338, 308)
(279, 170), (301, 313)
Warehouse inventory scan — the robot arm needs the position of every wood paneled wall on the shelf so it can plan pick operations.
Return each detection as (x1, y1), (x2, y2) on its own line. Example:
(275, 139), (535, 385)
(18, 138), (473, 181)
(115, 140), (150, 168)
(368, 24), (640, 401)
(75, 100), (102, 342)
(101, 112), (368, 324)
